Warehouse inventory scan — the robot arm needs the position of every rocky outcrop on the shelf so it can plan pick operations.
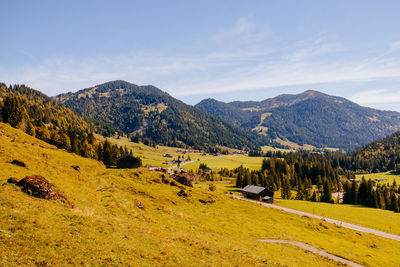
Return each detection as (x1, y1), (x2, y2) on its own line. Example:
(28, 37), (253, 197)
(15, 175), (71, 206)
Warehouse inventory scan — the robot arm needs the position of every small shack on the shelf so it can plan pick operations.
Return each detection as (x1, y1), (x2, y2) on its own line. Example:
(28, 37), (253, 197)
(242, 185), (274, 203)
(116, 155), (141, 169)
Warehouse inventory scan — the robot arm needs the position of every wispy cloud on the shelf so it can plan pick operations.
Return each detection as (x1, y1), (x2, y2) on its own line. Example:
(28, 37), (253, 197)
(2, 17), (400, 105)
(213, 17), (269, 45)
(350, 89), (400, 105)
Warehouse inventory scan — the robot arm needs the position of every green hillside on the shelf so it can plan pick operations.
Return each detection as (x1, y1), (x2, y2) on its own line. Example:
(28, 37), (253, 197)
(1, 122), (400, 266)
(353, 130), (400, 173)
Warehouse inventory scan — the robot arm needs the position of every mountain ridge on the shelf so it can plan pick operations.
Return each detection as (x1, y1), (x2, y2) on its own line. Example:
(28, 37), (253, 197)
(195, 90), (400, 149)
(55, 80), (260, 151)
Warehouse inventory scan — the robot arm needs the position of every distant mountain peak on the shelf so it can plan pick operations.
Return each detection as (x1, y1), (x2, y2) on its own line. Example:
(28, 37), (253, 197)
(195, 90), (400, 149)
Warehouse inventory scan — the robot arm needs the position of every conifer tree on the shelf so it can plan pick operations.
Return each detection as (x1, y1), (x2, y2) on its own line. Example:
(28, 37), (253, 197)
(350, 179), (358, 204)
(2, 94), (24, 127)
(390, 192), (399, 212)
(321, 179), (333, 203)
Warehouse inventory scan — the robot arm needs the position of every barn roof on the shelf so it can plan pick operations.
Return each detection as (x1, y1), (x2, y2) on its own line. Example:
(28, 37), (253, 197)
(242, 185), (266, 194)
(116, 154), (138, 161)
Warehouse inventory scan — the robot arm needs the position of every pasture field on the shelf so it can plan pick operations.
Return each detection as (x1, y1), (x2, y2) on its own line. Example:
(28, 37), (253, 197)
(216, 182), (400, 235)
(100, 136), (266, 171)
(183, 154), (265, 171)
(261, 145), (292, 153)
(96, 135), (210, 167)
(355, 171), (400, 185)
(2, 122), (400, 266)
(274, 199), (400, 236)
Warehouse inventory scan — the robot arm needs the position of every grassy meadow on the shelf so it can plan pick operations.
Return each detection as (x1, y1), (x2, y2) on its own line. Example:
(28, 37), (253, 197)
(2, 122), (400, 266)
(355, 171), (400, 186)
(217, 182), (400, 235)
(183, 154), (265, 171)
(99, 135), (266, 171)
(96, 135), (209, 167)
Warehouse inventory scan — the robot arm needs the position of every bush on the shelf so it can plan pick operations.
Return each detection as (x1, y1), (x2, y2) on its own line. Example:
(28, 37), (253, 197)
(209, 184), (216, 192)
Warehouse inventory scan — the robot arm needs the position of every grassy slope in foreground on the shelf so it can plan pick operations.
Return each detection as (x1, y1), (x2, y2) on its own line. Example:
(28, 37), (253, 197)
(1, 123), (400, 266)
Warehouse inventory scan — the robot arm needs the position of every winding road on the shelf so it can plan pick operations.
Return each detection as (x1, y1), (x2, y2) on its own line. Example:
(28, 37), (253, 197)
(234, 196), (400, 242)
(258, 239), (364, 267)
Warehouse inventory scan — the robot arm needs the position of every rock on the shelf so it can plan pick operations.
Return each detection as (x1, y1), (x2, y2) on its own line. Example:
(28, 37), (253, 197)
(11, 160), (27, 168)
(170, 181), (179, 187)
(177, 189), (191, 198)
(198, 196), (216, 204)
(16, 175), (68, 203)
(172, 174), (193, 187)
(136, 201), (145, 210)
(7, 177), (19, 184)
(71, 165), (81, 174)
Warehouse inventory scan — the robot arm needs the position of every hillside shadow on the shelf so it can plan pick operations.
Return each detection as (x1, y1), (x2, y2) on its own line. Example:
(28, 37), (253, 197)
(225, 185), (242, 193)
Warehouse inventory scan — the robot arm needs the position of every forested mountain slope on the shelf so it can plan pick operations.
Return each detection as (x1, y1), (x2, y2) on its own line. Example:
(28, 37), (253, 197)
(353, 130), (400, 173)
(196, 90), (400, 149)
(56, 80), (259, 150)
(0, 83), (131, 165)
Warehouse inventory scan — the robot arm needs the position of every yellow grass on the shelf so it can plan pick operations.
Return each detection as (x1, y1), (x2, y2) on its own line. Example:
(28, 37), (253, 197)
(183, 154), (265, 171)
(274, 199), (400, 236)
(1, 123), (400, 266)
(356, 171), (400, 186)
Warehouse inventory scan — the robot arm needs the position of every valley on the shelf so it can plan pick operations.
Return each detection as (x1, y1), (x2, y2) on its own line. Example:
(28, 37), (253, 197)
(4, 123), (400, 266)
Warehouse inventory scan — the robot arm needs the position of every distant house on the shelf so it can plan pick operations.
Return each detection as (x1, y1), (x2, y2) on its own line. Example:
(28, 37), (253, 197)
(116, 155), (141, 169)
(242, 185), (274, 203)
(148, 166), (162, 171)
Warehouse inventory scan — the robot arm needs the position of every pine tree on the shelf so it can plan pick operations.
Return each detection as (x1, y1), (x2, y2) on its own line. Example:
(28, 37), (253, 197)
(26, 121), (36, 137)
(2, 94), (24, 127)
(236, 172), (242, 188)
(358, 177), (368, 206)
(310, 191), (318, 202)
(343, 181), (352, 204)
(350, 179), (358, 204)
(390, 192), (399, 212)
(321, 179), (333, 203)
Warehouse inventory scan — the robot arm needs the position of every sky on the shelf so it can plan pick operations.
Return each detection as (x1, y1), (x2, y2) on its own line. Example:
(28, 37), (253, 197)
(1, 0), (400, 110)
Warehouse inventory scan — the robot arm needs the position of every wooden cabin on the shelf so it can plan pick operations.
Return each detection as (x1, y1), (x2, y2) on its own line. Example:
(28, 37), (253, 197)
(242, 185), (274, 203)
(116, 155), (141, 169)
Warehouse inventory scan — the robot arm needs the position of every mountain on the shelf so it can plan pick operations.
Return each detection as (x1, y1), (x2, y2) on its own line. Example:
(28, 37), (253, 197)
(195, 90), (400, 149)
(55, 80), (259, 150)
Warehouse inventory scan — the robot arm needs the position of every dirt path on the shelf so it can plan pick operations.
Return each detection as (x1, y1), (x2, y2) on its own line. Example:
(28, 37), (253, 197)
(235, 196), (400, 242)
(258, 239), (364, 267)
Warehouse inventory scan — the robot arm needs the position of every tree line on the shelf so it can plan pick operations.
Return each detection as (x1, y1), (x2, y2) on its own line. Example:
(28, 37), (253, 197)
(0, 83), (139, 167)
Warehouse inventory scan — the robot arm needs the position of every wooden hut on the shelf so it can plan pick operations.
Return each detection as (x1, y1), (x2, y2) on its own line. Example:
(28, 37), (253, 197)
(116, 155), (141, 169)
(242, 185), (274, 203)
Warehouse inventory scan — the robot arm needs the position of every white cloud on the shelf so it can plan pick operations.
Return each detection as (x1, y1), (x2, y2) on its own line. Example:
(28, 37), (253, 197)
(2, 18), (400, 107)
(350, 89), (400, 105)
(213, 17), (267, 45)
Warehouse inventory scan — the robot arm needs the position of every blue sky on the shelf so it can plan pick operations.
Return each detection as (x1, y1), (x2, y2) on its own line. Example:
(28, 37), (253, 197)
(1, 0), (400, 110)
